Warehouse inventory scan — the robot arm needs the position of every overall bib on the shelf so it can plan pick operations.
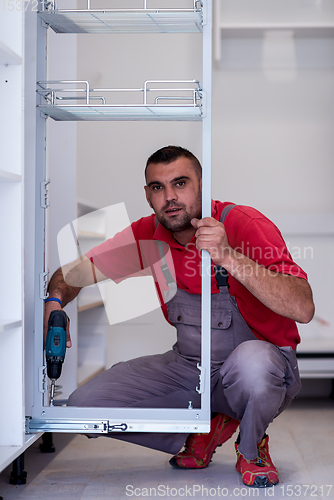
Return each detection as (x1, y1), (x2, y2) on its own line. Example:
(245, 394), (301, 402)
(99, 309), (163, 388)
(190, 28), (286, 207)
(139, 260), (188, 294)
(67, 206), (302, 460)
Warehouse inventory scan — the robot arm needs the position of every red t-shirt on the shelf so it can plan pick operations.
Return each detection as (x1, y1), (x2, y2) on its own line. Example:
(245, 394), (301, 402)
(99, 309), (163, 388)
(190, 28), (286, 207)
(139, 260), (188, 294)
(87, 200), (308, 349)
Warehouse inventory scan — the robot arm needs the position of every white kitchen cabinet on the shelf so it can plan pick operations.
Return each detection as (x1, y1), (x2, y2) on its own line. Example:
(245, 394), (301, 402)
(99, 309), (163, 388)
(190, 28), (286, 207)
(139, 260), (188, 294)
(0, 4), (43, 473)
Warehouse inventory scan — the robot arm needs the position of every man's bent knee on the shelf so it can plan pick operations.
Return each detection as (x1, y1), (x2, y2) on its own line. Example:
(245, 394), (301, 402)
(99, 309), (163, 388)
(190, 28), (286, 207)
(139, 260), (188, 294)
(220, 340), (287, 395)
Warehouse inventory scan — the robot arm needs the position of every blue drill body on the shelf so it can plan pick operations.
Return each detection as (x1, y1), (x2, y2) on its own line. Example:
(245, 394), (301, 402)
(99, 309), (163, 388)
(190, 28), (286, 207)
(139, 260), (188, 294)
(45, 310), (67, 404)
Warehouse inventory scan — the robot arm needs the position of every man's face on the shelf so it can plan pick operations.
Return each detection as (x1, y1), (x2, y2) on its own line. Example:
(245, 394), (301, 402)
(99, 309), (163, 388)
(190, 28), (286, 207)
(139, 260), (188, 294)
(144, 157), (202, 233)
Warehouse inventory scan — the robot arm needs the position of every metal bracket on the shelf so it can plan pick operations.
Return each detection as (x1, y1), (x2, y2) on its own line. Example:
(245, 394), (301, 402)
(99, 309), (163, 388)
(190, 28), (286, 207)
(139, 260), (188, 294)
(38, 366), (47, 393)
(201, 0), (206, 26)
(40, 179), (50, 208)
(109, 423), (128, 432)
(42, 0), (56, 11)
(39, 271), (49, 300)
(201, 91), (206, 118)
(196, 362), (205, 394)
(25, 418), (109, 434)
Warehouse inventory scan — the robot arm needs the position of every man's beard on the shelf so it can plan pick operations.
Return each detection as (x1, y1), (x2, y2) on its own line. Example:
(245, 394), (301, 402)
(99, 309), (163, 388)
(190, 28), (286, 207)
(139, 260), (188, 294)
(154, 191), (202, 233)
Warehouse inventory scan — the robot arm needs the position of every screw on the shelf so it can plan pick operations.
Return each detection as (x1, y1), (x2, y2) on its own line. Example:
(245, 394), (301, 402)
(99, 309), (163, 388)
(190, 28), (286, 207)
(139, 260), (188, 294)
(41, 411), (45, 416)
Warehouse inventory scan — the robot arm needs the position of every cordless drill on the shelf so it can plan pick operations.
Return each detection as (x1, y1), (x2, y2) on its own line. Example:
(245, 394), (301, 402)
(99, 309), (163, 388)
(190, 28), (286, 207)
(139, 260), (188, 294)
(45, 310), (67, 406)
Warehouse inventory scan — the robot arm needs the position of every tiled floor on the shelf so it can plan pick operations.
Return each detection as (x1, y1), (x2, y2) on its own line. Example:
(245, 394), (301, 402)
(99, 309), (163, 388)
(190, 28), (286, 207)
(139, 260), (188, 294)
(1, 398), (334, 500)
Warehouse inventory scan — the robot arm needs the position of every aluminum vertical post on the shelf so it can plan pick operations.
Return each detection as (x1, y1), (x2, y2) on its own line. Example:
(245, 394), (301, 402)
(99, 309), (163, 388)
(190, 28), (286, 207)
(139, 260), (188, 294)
(33, 2), (49, 411)
(200, 0), (212, 419)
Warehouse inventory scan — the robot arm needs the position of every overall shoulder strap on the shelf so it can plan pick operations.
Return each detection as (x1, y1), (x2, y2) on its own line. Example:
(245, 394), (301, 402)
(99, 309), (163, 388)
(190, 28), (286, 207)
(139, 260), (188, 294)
(215, 204), (237, 290)
(220, 203), (237, 224)
(155, 216), (177, 301)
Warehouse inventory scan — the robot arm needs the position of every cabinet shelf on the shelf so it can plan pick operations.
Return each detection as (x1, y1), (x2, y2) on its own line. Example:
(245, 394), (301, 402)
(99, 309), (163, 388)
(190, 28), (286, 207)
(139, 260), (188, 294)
(0, 169), (22, 183)
(38, 4), (203, 34)
(214, 0), (334, 60)
(78, 230), (105, 239)
(217, 23), (334, 38)
(38, 104), (203, 121)
(77, 286), (105, 313)
(297, 358), (334, 379)
(297, 338), (334, 355)
(37, 79), (203, 121)
(0, 40), (22, 65)
(0, 320), (22, 334)
(78, 300), (104, 313)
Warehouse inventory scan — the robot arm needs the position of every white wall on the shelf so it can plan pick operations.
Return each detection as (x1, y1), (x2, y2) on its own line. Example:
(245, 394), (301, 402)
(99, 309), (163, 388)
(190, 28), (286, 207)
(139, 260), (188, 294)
(212, 36), (334, 215)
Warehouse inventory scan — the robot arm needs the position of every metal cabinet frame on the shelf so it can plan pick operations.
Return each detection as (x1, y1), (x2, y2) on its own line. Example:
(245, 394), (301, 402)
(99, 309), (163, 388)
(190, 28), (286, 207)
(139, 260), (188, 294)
(26, 0), (213, 436)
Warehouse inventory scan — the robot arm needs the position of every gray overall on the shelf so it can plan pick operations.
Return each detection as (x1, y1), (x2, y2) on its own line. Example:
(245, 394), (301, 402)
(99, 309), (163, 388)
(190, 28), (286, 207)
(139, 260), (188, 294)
(67, 206), (302, 460)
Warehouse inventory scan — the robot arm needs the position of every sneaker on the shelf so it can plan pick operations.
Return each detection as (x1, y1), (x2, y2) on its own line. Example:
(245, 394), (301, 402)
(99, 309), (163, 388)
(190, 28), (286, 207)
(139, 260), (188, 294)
(235, 434), (279, 488)
(169, 413), (239, 469)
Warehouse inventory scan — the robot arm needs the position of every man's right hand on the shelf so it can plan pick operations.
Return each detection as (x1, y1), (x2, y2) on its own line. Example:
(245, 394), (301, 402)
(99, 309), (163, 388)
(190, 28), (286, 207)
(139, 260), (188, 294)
(44, 300), (72, 349)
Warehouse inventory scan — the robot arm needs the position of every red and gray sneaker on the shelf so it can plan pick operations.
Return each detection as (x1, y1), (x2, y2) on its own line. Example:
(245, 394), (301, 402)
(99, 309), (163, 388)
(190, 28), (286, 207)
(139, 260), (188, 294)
(169, 413), (239, 469)
(235, 434), (279, 488)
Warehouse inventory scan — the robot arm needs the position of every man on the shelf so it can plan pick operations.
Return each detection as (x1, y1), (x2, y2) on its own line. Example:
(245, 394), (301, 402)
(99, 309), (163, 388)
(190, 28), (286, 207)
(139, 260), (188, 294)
(44, 146), (315, 488)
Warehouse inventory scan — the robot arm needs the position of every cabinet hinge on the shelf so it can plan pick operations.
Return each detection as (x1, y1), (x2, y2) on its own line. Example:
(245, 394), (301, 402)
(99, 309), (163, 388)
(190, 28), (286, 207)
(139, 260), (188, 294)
(39, 271), (49, 300)
(39, 365), (47, 393)
(196, 362), (205, 394)
(40, 179), (50, 209)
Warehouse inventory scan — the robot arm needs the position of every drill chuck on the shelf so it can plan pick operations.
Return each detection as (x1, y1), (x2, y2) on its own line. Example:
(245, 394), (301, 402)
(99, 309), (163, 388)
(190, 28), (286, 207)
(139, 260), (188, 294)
(47, 360), (63, 380)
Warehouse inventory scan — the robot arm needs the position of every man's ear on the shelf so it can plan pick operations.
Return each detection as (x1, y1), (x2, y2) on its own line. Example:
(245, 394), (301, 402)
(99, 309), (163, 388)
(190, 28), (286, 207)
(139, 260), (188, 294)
(144, 185), (153, 209)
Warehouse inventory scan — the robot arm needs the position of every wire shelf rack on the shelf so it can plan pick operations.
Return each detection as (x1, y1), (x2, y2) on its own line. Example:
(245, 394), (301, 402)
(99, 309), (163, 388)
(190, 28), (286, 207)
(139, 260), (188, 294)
(36, 79), (204, 121)
(38, 1), (203, 34)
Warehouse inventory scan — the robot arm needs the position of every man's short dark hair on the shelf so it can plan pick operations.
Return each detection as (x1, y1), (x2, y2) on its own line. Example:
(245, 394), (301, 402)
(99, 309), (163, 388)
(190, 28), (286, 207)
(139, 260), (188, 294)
(145, 145), (202, 182)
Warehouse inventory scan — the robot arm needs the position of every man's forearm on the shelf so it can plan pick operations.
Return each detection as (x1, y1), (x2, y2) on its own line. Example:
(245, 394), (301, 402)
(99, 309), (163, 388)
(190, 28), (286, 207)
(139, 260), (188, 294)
(47, 255), (107, 307)
(223, 250), (315, 324)
(47, 267), (82, 307)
